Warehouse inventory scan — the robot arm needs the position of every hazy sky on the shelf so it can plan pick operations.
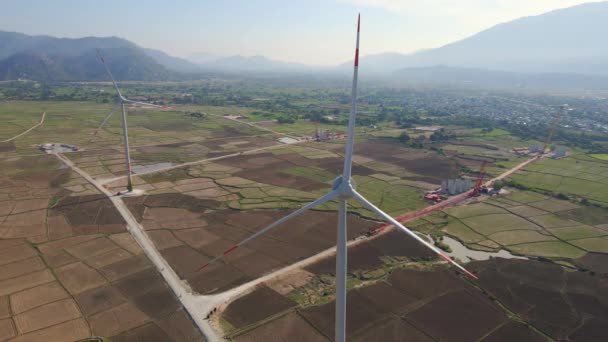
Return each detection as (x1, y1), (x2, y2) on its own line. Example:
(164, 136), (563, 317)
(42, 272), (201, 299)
(0, 0), (598, 65)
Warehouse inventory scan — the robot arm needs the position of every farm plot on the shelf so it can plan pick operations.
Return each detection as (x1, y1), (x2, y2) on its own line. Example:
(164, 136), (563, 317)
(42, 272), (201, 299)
(223, 258), (563, 341)
(354, 139), (460, 184)
(405, 289), (508, 341)
(122, 174), (382, 294)
(0, 154), (204, 341)
(233, 312), (330, 342)
(509, 155), (608, 205)
(470, 258), (608, 341)
(222, 286), (296, 330)
(432, 191), (607, 259)
(122, 143), (429, 218)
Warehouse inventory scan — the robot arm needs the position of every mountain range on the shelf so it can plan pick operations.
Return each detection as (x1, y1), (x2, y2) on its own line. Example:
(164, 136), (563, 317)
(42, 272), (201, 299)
(354, 1), (608, 76)
(1, 1), (608, 88)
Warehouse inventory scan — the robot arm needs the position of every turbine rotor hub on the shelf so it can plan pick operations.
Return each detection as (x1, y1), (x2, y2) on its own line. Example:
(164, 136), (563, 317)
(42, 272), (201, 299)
(332, 176), (356, 197)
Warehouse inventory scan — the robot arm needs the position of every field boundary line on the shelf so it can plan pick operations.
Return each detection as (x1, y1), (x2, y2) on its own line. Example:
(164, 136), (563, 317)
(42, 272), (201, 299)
(2, 111), (46, 142)
(224, 307), (296, 339)
(53, 152), (222, 342)
(99, 140), (305, 184)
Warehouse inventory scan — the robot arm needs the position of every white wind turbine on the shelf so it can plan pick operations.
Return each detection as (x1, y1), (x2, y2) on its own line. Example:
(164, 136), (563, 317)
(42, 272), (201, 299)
(199, 14), (478, 342)
(96, 49), (164, 194)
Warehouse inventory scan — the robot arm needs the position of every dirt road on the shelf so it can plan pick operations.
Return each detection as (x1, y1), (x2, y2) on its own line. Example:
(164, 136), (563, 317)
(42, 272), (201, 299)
(55, 153), (222, 342)
(55, 148), (539, 341)
(99, 141), (301, 185)
(3, 111), (46, 142)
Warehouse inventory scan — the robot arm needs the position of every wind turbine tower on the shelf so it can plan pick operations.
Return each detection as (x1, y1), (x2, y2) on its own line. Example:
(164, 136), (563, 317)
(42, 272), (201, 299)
(198, 15), (477, 342)
(97, 50), (163, 194)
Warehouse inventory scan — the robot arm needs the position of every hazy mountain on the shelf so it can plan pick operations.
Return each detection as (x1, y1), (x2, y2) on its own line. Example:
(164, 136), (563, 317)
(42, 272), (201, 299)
(391, 66), (608, 91)
(0, 31), (195, 80)
(354, 2), (608, 75)
(0, 46), (173, 81)
(187, 51), (224, 64)
(0, 31), (133, 60)
(142, 48), (200, 72)
(199, 55), (312, 73)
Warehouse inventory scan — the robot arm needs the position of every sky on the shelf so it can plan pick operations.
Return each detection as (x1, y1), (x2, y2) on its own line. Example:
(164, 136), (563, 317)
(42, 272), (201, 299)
(0, 0), (599, 65)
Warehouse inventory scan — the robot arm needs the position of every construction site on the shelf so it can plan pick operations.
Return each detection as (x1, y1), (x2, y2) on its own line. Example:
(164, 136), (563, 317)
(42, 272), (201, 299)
(2, 3), (608, 340)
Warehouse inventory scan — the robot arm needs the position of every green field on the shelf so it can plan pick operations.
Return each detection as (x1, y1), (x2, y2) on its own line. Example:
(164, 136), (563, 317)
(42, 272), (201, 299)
(430, 189), (608, 259)
(590, 153), (608, 161)
(510, 154), (608, 205)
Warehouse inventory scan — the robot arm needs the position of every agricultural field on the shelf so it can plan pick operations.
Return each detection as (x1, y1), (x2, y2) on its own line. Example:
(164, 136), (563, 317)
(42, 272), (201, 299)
(590, 153), (608, 161)
(413, 189), (608, 260)
(221, 251), (607, 341)
(3, 95), (608, 342)
(510, 152), (608, 205)
(0, 154), (203, 341)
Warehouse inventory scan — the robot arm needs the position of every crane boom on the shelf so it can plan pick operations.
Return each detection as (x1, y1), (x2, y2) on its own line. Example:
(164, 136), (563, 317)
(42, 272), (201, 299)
(469, 160), (487, 197)
(543, 105), (567, 153)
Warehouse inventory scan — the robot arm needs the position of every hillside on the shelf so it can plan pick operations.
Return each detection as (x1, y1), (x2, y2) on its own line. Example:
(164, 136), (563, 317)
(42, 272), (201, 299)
(356, 2), (608, 75)
(0, 31), (195, 80)
(198, 55), (312, 74)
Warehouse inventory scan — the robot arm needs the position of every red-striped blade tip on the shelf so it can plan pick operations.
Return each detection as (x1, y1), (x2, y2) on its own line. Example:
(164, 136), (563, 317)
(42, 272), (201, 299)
(198, 263), (210, 271)
(223, 245), (239, 255)
(354, 14), (360, 67)
(439, 253), (479, 280)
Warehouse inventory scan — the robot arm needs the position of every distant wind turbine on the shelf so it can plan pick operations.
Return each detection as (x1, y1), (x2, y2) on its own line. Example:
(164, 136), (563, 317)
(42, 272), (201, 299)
(198, 15), (477, 342)
(97, 49), (163, 194)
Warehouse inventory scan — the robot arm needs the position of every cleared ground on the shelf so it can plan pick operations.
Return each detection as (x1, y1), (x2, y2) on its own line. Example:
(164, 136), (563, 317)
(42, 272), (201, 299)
(222, 256), (603, 341)
(0, 154), (203, 341)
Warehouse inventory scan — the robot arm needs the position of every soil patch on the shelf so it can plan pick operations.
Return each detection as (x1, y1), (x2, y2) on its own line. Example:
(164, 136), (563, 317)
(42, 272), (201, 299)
(0, 142), (15, 153)
(111, 322), (172, 342)
(483, 322), (547, 342)
(52, 194), (124, 226)
(355, 139), (460, 182)
(470, 258), (608, 340)
(217, 153), (329, 191)
(233, 312), (329, 342)
(75, 285), (127, 317)
(299, 290), (387, 339)
(55, 262), (106, 295)
(405, 289), (507, 341)
(352, 316), (433, 342)
(576, 252), (608, 275)
(223, 286), (296, 329)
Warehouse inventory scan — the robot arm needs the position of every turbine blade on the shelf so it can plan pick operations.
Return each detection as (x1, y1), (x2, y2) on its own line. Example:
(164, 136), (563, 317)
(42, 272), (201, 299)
(197, 190), (339, 271)
(92, 100), (120, 136)
(122, 98), (163, 108)
(350, 189), (478, 280)
(342, 13), (361, 181)
(96, 49), (123, 98)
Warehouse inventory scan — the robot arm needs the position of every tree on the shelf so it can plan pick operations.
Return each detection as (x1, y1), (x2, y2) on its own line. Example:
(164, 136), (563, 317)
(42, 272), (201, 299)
(493, 180), (504, 191)
(409, 136), (425, 149)
(277, 116), (295, 124)
(398, 132), (410, 144)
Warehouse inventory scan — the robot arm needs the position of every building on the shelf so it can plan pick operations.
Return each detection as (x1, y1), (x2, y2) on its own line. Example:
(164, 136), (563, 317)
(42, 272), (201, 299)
(441, 178), (472, 195)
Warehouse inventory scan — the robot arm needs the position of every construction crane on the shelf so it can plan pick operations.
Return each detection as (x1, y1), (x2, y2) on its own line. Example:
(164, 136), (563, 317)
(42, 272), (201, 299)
(469, 160), (488, 197)
(543, 104), (568, 153)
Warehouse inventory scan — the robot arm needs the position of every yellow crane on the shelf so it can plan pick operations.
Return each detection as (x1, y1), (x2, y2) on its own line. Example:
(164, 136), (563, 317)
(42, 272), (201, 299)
(543, 104), (567, 153)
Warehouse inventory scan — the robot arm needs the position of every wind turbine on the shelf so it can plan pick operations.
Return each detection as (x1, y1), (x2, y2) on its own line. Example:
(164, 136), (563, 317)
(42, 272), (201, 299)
(199, 15), (477, 342)
(96, 49), (163, 194)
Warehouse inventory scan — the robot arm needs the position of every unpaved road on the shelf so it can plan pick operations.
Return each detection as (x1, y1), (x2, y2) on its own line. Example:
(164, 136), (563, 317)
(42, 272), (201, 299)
(99, 141), (300, 185)
(207, 113), (299, 139)
(3, 111), (46, 142)
(56, 146), (539, 341)
(55, 153), (222, 342)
